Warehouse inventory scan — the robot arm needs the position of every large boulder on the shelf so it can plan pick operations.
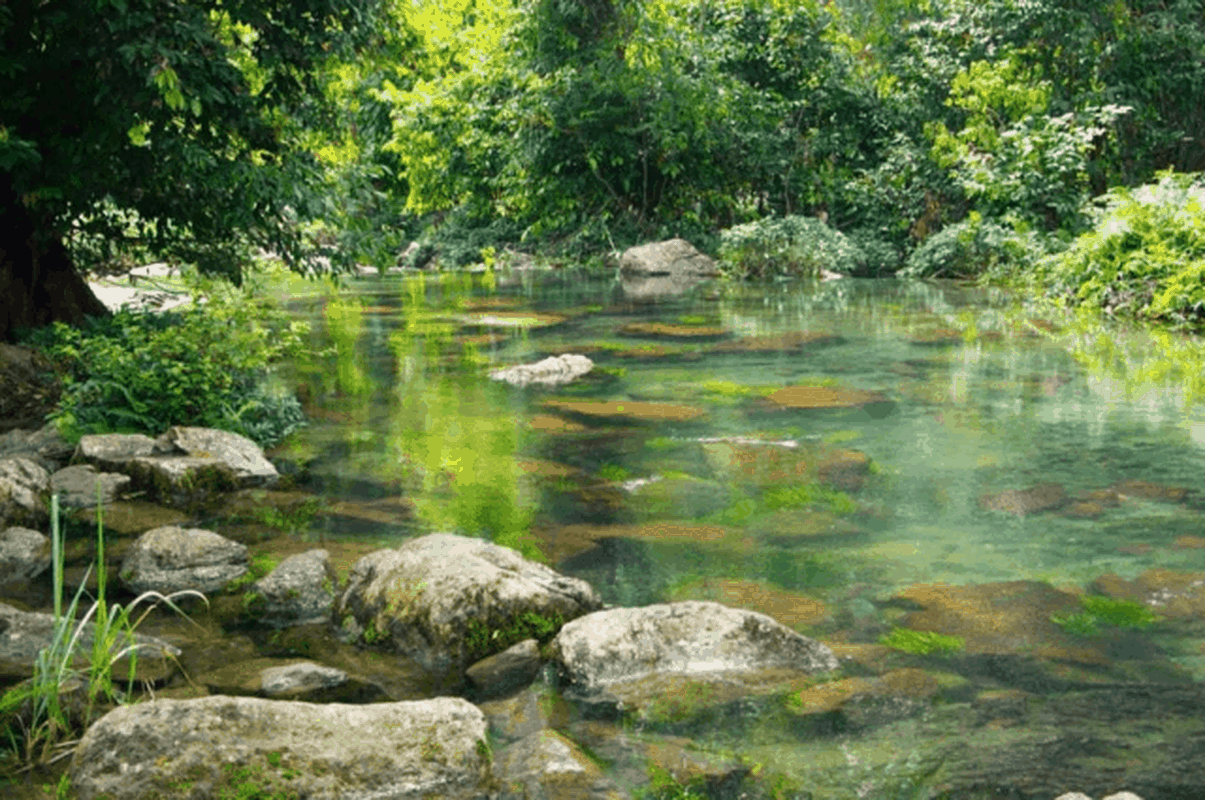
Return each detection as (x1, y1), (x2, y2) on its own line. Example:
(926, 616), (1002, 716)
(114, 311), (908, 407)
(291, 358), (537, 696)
(120, 525), (248, 595)
(619, 239), (720, 279)
(69, 695), (493, 800)
(550, 601), (838, 719)
(0, 456), (49, 529)
(335, 533), (603, 685)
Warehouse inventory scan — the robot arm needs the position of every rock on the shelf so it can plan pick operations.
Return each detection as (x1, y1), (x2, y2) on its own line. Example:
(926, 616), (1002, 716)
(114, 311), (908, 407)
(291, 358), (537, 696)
(1110, 478), (1189, 503)
(978, 482), (1067, 516)
(199, 657), (388, 703)
(550, 601), (838, 717)
(68, 695), (492, 800)
(541, 398), (708, 424)
(466, 638), (543, 699)
(335, 533), (603, 685)
(477, 685), (572, 746)
(157, 425), (279, 487)
(494, 729), (627, 800)
(120, 525), (249, 595)
(0, 526), (50, 588)
(619, 239), (719, 278)
(666, 577), (829, 628)
(0, 423), (74, 472)
(75, 432), (158, 473)
(709, 331), (844, 354)
(50, 464), (131, 508)
(762, 386), (896, 417)
(250, 549), (339, 628)
(0, 344), (61, 433)
(0, 601), (179, 685)
(749, 509), (863, 544)
(1089, 569), (1205, 621)
(490, 354), (594, 387)
(701, 438), (872, 493)
(622, 474), (730, 521)
(0, 456), (49, 529)
(617, 322), (729, 340)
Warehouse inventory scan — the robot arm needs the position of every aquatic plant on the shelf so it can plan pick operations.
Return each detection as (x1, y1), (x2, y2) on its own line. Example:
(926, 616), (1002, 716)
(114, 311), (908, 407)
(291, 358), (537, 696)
(1051, 595), (1163, 638)
(879, 628), (966, 656)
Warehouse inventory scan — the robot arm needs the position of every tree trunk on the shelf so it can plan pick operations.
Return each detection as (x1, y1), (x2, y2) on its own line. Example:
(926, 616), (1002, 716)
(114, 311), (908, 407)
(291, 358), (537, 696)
(0, 179), (111, 342)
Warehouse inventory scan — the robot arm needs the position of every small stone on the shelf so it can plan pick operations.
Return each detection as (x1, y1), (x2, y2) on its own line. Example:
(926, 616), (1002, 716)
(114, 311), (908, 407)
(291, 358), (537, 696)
(466, 638), (543, 699)
(0, 526), (51, 586)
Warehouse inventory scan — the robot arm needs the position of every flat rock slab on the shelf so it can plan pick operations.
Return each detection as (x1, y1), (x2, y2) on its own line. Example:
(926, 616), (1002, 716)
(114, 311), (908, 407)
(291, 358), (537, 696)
(551, 601), (838, 715)
(69, 695), (492, 800)
(158, 426), (279, 487)
(337, 533), (602, 684)
(75, 433), (158, 472)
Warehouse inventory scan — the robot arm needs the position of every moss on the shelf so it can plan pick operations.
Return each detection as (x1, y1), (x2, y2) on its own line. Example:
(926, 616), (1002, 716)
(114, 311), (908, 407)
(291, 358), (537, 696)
(1051, 595), (1163, 638)
(463, 609), (566, 663)
(879, 628), (966, 656)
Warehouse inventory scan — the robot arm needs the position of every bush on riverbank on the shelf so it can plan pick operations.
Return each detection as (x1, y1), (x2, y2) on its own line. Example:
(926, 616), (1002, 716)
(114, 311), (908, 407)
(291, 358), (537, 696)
(16, 278), (308, 447)
(1035, 171), (1205, 328)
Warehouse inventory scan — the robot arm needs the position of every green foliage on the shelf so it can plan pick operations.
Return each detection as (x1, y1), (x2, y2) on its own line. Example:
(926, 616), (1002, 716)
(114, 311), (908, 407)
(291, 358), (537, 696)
(18, 278), (307, 445)
(902, 211), (1061, 280)
(879, 627), (965, 656)
(226, 554), (279, 594)
(1039, 171), (1205, 327)
(637, 763), (709, 800)
(719, 215), (866, 279)
(1051, 595), (1163, 638)
(0, 0), (386, 282)
(463, 610), (565, 663)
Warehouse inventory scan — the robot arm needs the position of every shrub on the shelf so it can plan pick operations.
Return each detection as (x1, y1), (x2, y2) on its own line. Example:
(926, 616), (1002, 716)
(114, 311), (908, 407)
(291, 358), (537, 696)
(1039, 171), (1205, 328)
(902, 212), (1059, 280)
(719, 215), (865, 280)
(18, 274), (308, 446)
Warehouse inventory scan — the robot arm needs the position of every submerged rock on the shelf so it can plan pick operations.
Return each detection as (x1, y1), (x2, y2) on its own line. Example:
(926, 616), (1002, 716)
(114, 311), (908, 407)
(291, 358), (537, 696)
(617, 322), (730, 340)
(541, 398), (707, 424)
(978, 482), (1067, 516)
(335, 533), (602, 686)
(762, 386), (895, 417)
(69, 695), (492, 800)
(120, 525), (249, 595)
(494, 729), (627, 800)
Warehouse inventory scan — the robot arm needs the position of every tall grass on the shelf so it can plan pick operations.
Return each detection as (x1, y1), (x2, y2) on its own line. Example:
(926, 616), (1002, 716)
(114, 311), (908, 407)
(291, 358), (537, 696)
(0, 493), (207, 770)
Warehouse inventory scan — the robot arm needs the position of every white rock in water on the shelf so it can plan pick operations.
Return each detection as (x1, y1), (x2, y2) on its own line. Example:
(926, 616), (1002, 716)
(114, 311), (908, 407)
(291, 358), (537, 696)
(490, 354), (593, 387)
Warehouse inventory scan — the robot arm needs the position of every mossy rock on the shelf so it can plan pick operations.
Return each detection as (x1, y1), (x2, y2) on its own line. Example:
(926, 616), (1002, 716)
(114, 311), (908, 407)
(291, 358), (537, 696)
(541, 398), (708, 424)
(617, 322), (731, 340)
(709, 331), (844, 353)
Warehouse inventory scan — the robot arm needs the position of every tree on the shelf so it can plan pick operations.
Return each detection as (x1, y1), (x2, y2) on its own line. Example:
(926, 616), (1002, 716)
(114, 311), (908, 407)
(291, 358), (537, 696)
(0, 0), (382, 341)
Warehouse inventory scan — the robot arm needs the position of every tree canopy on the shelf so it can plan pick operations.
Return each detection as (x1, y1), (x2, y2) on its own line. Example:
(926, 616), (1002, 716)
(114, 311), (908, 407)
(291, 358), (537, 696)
(0, 0), (382, 339)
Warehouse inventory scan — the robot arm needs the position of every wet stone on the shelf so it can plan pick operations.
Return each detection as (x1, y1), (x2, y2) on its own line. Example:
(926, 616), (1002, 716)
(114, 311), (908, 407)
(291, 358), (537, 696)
(978, 482), (1067, 516)
(541, 398), (708, 424)
(50, 464), (131, 508)
(617, 322), (730, 340)
(0, 526), (50, 588)
(121, 525), (249, 595)
(466, 638), (543, 700)
(251, 548), (339, 628)
(761, 386), (896, 417)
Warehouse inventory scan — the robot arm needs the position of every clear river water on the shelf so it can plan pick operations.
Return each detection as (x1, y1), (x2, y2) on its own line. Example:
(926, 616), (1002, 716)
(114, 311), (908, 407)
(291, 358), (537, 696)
(263, 269), (1205, 797)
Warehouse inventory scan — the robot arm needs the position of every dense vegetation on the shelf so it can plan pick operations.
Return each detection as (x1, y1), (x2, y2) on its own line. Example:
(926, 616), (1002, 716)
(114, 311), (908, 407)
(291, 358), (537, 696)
(3, 0), (1204, 328)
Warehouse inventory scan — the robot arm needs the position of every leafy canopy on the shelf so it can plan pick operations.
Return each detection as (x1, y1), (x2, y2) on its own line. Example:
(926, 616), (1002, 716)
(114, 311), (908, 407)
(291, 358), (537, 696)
(0, 0), (382, 280)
